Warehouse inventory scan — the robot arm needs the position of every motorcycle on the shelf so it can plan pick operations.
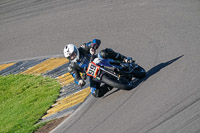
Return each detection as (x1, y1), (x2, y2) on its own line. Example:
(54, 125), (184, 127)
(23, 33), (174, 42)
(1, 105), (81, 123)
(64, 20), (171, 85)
(85, 56), (146, 90)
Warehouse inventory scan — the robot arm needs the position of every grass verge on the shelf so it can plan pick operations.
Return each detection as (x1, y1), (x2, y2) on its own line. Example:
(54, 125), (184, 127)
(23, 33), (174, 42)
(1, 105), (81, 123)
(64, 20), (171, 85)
(0, 74), (61, 133)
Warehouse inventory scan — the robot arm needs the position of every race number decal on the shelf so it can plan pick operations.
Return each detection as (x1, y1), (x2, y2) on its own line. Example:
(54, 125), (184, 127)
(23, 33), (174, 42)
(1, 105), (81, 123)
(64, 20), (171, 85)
(86, 62), (100, 78)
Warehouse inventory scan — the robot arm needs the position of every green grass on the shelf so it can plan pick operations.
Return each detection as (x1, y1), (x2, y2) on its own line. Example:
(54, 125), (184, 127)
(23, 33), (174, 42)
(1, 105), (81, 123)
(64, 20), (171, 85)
(0, 74), (61, 133)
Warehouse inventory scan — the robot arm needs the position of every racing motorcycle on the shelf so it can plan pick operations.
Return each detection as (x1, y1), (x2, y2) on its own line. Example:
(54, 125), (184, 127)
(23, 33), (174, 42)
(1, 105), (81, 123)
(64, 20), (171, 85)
(85, 56), (146, 90)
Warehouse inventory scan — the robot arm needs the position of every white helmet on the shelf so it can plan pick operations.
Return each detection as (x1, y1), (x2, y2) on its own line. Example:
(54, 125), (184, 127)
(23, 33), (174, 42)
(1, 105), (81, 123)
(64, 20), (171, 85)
(63, 44), (79, 62)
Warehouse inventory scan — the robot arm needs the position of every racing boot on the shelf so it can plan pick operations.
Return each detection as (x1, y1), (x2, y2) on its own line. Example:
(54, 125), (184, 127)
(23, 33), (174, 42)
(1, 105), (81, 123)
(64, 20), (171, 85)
(111, 51), (134, 63)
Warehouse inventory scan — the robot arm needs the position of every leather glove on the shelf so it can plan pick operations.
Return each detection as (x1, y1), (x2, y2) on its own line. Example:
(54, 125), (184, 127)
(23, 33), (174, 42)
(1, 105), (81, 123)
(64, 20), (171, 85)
(78, 80), (86, 87)
(124, 57), (135, 63)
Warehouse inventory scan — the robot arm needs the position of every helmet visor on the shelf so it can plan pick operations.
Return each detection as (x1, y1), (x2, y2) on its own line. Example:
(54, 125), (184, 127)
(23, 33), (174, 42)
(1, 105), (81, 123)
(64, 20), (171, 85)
(68, 48), (78, 60)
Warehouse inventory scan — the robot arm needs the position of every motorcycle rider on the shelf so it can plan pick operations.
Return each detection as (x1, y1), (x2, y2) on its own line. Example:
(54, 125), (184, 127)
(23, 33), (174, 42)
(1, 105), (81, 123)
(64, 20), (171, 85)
(63, 39), (133, 97)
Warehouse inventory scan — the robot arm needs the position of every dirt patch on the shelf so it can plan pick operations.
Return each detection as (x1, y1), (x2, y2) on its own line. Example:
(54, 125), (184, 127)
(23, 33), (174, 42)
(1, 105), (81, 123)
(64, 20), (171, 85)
(34, 115), (70, 133)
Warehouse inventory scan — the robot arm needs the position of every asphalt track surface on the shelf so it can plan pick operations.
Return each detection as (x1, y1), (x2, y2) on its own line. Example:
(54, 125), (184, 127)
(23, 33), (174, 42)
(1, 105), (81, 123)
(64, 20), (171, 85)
(0, 0), (200, 133)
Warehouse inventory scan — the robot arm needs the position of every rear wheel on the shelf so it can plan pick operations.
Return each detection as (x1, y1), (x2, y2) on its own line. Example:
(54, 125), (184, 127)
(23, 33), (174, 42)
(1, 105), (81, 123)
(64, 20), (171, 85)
(101, 74), (133, 90)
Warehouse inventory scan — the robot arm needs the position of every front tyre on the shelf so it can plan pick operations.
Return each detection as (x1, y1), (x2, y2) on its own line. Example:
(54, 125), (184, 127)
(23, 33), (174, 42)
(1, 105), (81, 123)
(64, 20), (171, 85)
(132, 65), (146, 79)
(101, 74), (133, 90)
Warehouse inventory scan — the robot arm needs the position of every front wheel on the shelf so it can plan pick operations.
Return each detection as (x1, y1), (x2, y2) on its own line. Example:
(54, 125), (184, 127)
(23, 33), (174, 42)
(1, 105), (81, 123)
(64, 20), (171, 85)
(101, 74), (133, 90)
(132, 65), (146, 79)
